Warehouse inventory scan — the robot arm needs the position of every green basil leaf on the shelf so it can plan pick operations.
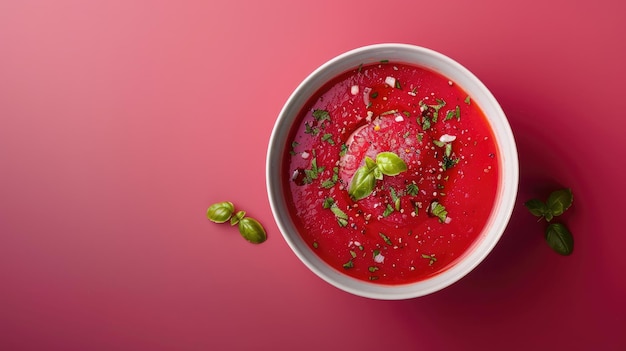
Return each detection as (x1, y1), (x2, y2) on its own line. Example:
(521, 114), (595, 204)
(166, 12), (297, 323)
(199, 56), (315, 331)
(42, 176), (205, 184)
(546, 188), (573, 217)
(348, 166), (377, 200)
(375, 152), (407, 176)
(373, 167), (383, 180)
(206, 201), (235, 223)
(545, 223), (573, 255)
(237, 217), (267, 244)
(364, 156), (377, 170)
(524, 199), (548, 218)
(230, 210), (246, 226)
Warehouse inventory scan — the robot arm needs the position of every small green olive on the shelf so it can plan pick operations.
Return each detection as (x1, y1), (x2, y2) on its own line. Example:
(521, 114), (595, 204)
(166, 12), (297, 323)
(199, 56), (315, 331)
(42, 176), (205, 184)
(237, 217), (267, 244)
(206, 201), (235, 223)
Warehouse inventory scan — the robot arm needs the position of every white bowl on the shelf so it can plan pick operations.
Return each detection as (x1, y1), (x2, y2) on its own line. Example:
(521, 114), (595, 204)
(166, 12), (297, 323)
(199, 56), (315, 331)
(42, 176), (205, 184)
(266, 43), (518, 300)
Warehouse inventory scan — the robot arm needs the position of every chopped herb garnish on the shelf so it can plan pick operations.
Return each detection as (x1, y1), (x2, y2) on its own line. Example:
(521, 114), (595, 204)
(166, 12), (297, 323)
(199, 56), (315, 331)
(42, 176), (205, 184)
(417, 133), (424, 142)
(380, 59), (389, 63)
(350, 250), (357, 258)
(380, 109), (398, 116)
(289, 141), (299, 155)
(330, 204), (349, 227)
(430, 201), (448, 223)
(371, 92), (379, 99)
(442, 155), (459, 170)
(368, 266), (379, 272)
(445, 143), (452, 157)
(390, 187), (401, 211)
(395, 80), (402, 89)
(339, 143), (348, 157)
(445, 110), (455, 121)
(312, 109), (330, 122)
(321, 179), (335, 189)
(321, 133), (335, 145)
(343, 260), (354, 269)
(304, 122), (320, 136)
(304, 157), (324, 182)
(421, 253), (437, 266)
(403, 131), (411, 138)
(383, 204), (394, 217)
(373, 249), (380, 258)
(444, 105), (461, 121)
(379, 232), (392, 245)
(321, 168), (338, 188)
(322, 197), (335, 209)
(419, 99), (446, 130)
(357, 63), (363, 73)
(464, 95), (471, 104)
(421, 116), (431, 130)
(403, 111), (411, 117)
(369, 276), (379, 281)
(337, 217), (348, 227)
(406, 182), (419, 196)
(313, 241), (319, 249)
(433, 140), (445, 148)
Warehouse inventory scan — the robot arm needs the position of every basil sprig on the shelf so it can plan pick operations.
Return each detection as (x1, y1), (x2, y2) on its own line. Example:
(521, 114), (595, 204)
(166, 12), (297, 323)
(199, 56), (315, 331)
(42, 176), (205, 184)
(524, 188), (574, 255)
(206, 201), (267, 244)
(348, 152), (407, 201)
(525, 188), (573, 222)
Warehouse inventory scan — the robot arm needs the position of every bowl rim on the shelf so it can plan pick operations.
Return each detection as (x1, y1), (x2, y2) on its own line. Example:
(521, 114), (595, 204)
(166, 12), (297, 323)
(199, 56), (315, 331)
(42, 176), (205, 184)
(266, 43), (519, 300)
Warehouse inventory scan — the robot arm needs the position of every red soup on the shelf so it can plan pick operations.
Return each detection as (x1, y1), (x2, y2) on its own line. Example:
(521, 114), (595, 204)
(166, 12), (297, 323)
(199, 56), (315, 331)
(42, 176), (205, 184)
(284, 61), (498, 284)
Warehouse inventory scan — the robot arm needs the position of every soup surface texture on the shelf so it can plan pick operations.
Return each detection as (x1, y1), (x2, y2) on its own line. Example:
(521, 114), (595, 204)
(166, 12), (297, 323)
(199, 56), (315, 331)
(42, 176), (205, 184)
(284, 61), (498, 284)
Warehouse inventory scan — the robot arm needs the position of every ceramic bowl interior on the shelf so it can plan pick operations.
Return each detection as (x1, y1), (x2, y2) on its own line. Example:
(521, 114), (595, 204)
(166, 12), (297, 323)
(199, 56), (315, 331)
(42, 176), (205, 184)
(266, 43), (518, 300)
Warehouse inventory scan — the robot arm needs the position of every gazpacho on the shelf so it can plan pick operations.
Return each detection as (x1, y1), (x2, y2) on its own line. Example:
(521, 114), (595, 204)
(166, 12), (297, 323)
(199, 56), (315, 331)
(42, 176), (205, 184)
(284, 61), (499, 284)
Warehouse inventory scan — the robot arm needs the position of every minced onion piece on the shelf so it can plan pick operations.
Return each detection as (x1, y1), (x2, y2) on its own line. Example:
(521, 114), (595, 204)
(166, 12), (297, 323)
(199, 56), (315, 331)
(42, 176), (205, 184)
(439, 134), (457, 143)
(363, 87), (372, 107)
(351, 85), (359, 95)
(385, 76), (396, 87)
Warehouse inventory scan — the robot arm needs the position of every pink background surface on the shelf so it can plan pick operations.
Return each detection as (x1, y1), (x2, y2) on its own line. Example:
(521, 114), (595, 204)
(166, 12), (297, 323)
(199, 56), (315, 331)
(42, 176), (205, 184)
(1, 1), (625, 350)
